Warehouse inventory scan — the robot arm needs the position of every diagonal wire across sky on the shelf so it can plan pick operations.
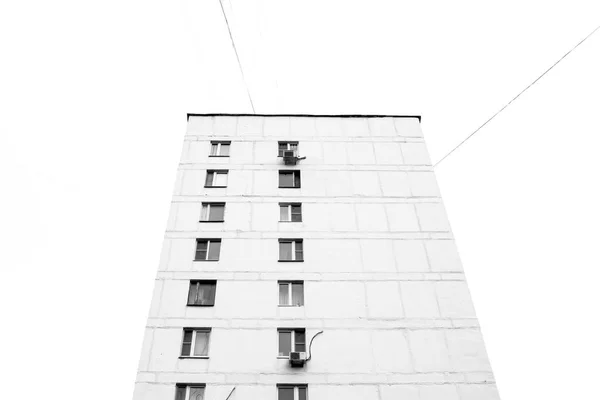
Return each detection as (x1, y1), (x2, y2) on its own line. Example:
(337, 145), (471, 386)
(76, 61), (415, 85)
(432, 23), (600, 167)
(218, 0), (257, 113)
(217, 2), (598, 166)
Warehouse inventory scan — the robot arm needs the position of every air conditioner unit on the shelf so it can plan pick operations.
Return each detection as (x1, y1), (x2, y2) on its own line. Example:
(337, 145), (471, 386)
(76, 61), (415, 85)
(289, 351), (307, 367)
(283, 150), (298, 165)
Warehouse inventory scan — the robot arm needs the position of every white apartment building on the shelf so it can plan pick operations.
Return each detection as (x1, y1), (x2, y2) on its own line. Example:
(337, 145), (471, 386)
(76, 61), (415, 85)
(132, 114), (500, 400)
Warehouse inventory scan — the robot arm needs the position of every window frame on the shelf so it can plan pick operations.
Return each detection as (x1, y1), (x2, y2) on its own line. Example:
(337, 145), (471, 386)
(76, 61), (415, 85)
(187, 280), (217, 307)
(194, 239), (221, 261)
(277, 328), (306, 358)
(200, 203), (225, 222)
(277, 385), (308, 400)
(278, 141), (299, 157)
(209, 141), (231, 157)
(278, 170), (301, 188)
(180, 328), (211, 358)
(279, 203), (302, 222)
(278, 239), (304, 262)
(175, 384), (206, 400)
(278, 281), (304, 307)
(204, 170), (229, 188)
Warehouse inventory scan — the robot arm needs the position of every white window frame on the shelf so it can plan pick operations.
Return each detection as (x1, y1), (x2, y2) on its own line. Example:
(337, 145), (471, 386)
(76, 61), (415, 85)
(195, 239), (221, 261)
(278, 328), (306, 357)
(279, 203), (301, 222)
(177, 385), (206, 400)
(210, 141), (230, 156)
(278, 281), (304, 306)
(279, 239), (303, 261)
(278, 141), (299, 157)
(200, 203), (225, 222)
(278, 385), (308, 400)
(205, 170), (228, 187)
(181, 329), (211, 358)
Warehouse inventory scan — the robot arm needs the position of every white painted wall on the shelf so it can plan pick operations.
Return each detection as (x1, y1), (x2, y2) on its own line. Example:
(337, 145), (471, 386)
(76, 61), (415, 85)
(133, 115), (499, 399)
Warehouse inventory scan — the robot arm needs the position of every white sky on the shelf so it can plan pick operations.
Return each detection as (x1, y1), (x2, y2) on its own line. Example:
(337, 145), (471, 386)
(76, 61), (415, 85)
(1, 1), (599, 399)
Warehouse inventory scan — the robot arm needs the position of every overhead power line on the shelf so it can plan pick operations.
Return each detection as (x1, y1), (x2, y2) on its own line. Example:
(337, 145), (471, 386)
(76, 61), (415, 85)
(218, 0), (256, 113)
(434, 23), (600, 167)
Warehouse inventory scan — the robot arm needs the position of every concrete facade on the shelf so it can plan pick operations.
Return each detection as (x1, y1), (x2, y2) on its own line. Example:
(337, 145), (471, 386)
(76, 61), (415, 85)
(132, 115), (500, 400)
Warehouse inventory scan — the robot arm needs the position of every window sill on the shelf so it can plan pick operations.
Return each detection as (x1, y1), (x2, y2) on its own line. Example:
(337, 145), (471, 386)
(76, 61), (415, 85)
(179, 356), (210, 359)
(199, 220), (224, 223)
(208, 155), (230, 158)
(279, 221), (302, 223)
(278, 304), (304, 307)
(277, 356), (291, 359)
(278, 187), (301, 189)
(186, 304), (215, 307)
(193, 259), (220, 262)
(278, 260), (304, 262)
(204, 186), (227, 188)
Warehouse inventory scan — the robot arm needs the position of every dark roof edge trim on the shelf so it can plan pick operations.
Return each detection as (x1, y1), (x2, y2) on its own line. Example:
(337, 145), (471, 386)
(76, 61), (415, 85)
(187, 113), (421, 122)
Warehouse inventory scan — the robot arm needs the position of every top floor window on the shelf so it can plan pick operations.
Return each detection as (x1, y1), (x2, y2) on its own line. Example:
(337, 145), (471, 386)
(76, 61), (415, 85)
(210, 141), (230, 157)
(278, 141), (298, 157)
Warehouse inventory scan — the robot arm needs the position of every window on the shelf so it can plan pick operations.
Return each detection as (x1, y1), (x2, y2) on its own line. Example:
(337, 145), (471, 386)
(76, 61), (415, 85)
(279, 239), (303, 261)
(278, 385), (307, 400)
(279, 203), (302, 222)
(205, 170), (228, 187)
(209, 141), (230, 157)
(278, 281), (304, 306)
(278, 141), (298, 157)
(187, 280), (217, 306)
(200, 203), (225, 222)
(181, 328), (211, 357)
(278, 328), (306, 356)
(175, 385), (205, 400)
(195, 239), (221, 261)
(279, 171), (301, 188)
